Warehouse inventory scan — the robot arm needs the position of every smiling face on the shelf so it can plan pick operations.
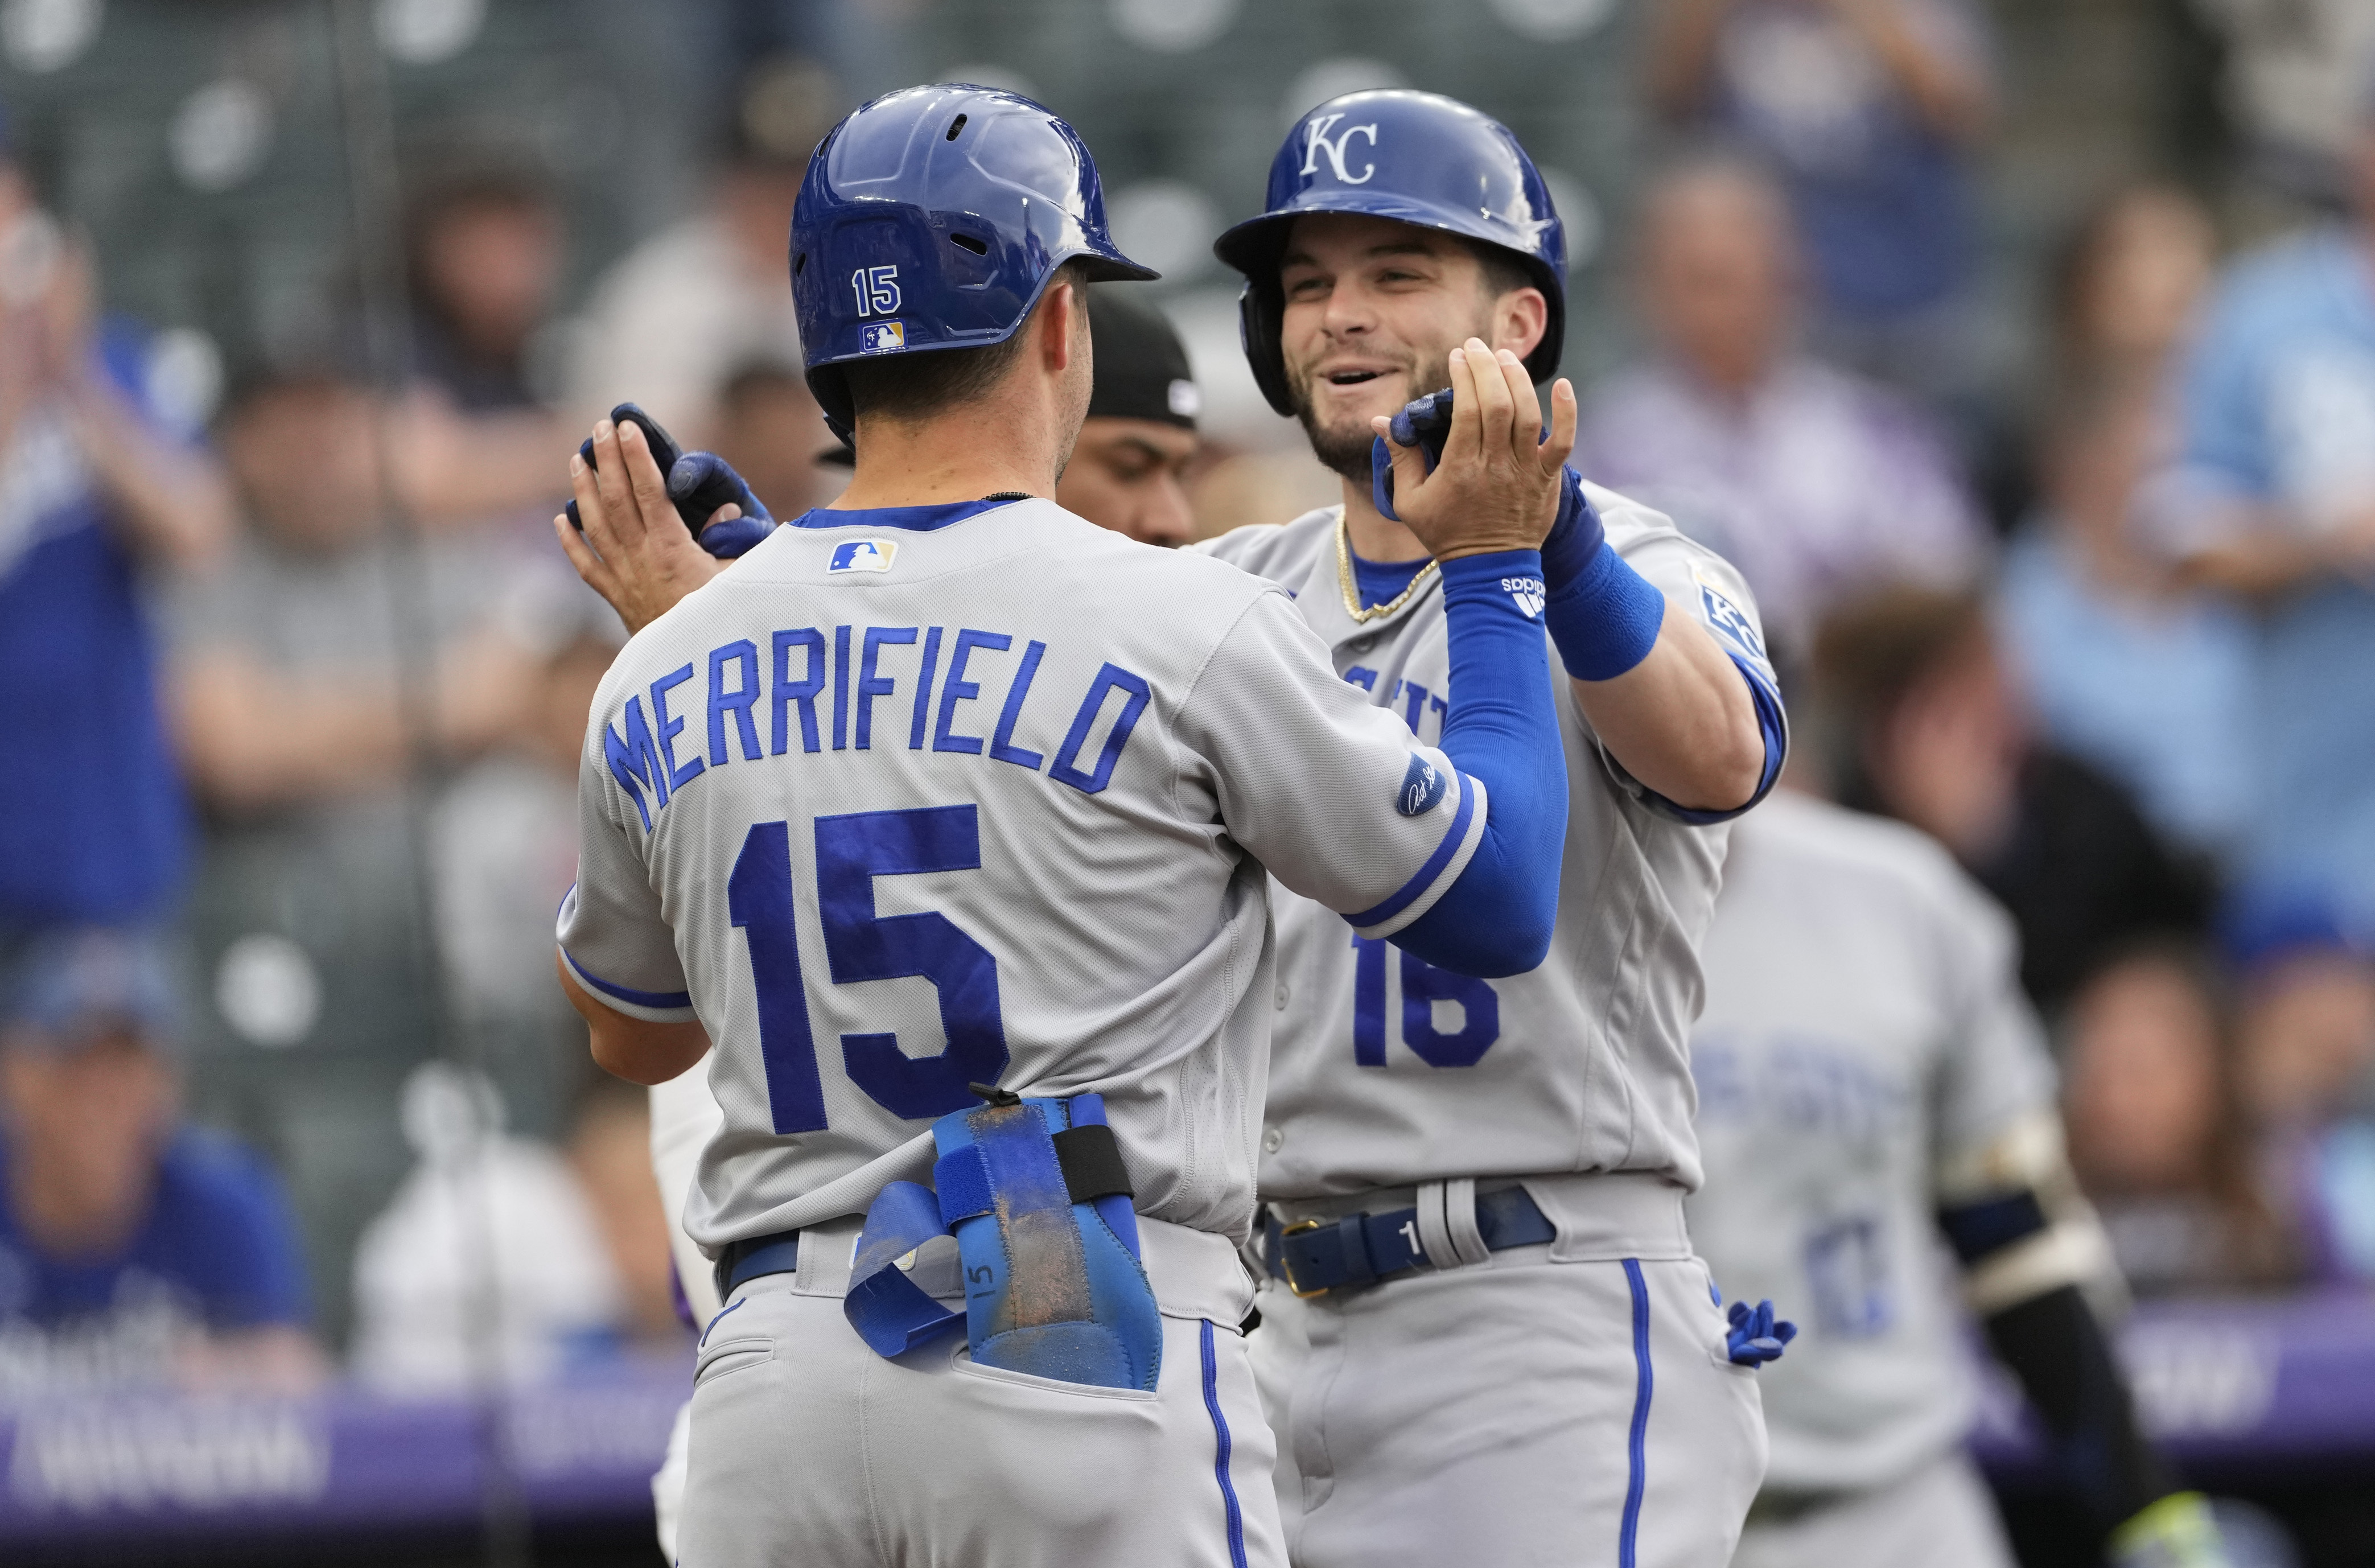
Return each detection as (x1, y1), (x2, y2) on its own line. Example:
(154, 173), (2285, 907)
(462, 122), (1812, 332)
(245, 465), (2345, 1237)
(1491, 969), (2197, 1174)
(1277, 213), (1546, 483)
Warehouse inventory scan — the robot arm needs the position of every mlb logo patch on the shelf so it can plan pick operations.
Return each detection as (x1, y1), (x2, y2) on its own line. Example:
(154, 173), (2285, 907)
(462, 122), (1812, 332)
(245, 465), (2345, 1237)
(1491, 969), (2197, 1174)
(861, 320), (907, 353)
(828, 538), (898, 574)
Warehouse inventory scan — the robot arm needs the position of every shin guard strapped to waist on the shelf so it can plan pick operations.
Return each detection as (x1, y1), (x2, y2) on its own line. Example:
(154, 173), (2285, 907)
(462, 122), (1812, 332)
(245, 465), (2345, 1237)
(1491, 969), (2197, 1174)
(843, 1090), (1162, 1391)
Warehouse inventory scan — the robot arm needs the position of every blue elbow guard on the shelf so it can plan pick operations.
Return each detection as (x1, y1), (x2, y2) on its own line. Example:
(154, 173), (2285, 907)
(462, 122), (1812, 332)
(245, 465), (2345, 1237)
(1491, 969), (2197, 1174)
(844, 1092), (1159, 1392)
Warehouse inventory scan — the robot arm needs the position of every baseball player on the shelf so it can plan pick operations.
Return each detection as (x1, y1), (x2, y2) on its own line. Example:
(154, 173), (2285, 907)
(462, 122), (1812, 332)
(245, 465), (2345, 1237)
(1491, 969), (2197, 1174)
(635, 256), (1211, 1563)
(1200, 92), (1791, 1567)
(1690, 784), (2232, 1568)
(553, 83), (1579, 1567)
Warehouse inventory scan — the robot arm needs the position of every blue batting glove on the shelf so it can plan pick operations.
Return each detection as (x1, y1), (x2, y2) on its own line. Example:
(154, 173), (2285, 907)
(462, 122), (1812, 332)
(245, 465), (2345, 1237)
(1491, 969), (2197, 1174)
(1726, 1299), (1797, 1367)
(564, 402), (775, 557)
(1369, 386), (1455, 522)
(668, 450), (775, 559)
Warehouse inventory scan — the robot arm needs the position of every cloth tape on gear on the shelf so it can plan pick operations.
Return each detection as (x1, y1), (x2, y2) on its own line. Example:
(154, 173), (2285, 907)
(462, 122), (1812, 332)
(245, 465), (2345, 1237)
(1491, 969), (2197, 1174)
(844, 1093), (1160, 1392)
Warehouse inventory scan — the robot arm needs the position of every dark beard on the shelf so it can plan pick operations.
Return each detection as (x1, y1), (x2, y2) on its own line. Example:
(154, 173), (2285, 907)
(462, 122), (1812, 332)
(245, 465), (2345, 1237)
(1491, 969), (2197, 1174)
(1287, 350), (1455, 485)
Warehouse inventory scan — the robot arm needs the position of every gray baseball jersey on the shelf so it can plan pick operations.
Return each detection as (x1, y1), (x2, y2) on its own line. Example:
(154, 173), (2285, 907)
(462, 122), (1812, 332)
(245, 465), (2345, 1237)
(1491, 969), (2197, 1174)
(558, 497), (1490, 1256)
(1198, 483), (1775, 1201)
(1686, 790), (2055, 1493)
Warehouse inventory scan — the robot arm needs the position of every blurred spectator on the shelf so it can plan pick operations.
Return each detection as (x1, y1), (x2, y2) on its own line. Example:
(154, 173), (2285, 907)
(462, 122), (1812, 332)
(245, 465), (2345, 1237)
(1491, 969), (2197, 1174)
(2063, 941), (2294, 1295)
(168, 367), (539, 1056)
(2146, 83), (2375, 935)
(569, 68), (837, 447)
(170, 367), (537, 813)
(0, 134), (235, 938)
(2047, 184), (2219, 385)
(709, 358), (835, 522)
(2190, 1), (2375, 196)
(1053, 291), (1201, 548)
(1813, 585), (2214, 1010)
(0, 929), (322, 1393)
(1579, 157), (1985, 651)
(2225, 891), (2375, 1282)
(1998, 368), (2255, 856)
(1647, 0), (1994, 399)
(349, 1064), (677, 1390)
(406, 158), (566, 413)
(431, 616), (616, 1043)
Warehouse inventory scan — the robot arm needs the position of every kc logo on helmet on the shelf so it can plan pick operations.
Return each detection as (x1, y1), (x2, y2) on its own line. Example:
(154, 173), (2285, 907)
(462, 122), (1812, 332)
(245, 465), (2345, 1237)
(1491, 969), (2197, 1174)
(1301, 113), (1379, 185)
(829, 538), (898, 574)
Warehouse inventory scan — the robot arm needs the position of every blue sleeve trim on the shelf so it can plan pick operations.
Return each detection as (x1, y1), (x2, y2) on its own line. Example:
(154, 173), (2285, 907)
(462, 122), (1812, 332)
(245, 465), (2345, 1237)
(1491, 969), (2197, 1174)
(561, 947), (693, 1010)
(1344, 774), (1478, 929)
(1644, 651), (1787, 826)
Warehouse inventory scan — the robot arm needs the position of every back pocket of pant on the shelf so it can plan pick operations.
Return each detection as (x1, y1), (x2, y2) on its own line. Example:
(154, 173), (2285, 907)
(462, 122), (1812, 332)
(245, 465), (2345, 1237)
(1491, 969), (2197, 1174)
(696, 1336), (775, 1388)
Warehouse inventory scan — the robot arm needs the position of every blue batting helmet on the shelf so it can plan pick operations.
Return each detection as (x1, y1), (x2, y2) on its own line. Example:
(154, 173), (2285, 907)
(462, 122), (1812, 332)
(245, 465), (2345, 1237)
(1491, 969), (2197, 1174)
(1213, 90), (1566, 417)
(791, 84), (1159, 438)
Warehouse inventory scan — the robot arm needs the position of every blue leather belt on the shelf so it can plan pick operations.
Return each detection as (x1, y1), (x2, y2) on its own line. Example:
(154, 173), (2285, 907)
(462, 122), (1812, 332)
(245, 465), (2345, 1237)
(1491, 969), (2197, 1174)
(1263, 1186), (1556, 1297)
(715, 1229), (801, 1302)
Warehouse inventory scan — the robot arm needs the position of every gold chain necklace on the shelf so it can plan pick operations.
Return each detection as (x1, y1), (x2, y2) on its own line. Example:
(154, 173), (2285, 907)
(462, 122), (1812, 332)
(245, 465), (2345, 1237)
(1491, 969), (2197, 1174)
(1333, 509), (1438, 625)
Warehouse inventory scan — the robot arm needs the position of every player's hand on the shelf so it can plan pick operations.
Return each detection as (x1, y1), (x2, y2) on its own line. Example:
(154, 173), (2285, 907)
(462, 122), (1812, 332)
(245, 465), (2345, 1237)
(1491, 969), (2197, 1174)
(2109, 1492), (2232, 1568)
(1372, 338), (1575, 562)
(555, 417), (726, 637)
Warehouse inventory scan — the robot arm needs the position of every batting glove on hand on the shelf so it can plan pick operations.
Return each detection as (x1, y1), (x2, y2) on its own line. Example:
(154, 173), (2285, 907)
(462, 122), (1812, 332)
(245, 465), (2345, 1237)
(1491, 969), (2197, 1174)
(565, 402), (775, 559)
(2110, 1493), (2233, 1568)
(1369, 387), (1452, 523)
(1372, 389), (1605, 587)
(1724, 1299), (1798, 1367)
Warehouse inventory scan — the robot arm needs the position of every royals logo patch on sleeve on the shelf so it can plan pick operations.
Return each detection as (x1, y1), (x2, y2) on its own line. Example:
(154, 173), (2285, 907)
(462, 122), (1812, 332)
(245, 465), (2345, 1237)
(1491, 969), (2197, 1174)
(1397, 754), (1448, 817)
(1694, 571), (1771, 668)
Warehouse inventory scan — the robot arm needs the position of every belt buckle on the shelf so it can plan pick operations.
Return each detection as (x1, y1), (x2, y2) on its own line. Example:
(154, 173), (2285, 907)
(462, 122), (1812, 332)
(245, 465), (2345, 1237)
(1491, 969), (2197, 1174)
(1278, 1217), (1332, 1298)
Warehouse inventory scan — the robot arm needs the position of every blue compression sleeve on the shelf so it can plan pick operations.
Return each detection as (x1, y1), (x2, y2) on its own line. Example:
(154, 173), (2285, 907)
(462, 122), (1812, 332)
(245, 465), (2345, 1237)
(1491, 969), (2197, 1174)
(1385, 550), (1568, 978)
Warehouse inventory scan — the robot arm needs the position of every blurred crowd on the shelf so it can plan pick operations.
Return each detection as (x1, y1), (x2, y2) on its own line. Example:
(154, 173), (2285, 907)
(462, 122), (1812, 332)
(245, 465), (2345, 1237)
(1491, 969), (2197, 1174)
(5, 0), (2375, 1400)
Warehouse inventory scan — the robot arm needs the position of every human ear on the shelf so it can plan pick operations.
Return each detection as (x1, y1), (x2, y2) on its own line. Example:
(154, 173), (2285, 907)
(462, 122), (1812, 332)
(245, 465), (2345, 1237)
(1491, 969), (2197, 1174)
(1494, 286), (1550, 366)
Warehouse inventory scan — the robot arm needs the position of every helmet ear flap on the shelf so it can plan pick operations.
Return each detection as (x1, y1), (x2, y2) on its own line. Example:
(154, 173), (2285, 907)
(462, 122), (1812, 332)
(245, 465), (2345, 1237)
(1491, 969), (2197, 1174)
(1237, 281), (1297, 418)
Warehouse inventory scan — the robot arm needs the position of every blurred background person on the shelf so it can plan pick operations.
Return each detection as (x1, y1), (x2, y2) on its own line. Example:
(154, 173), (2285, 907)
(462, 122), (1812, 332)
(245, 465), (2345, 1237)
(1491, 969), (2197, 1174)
(167, 364), (540, 1064)
(569, 62), (835, 449)
(372, 152), (574, 532)
(2047, 184), (2220, 389)
(1646, 0), (1995, 406)
(2224, 891), (2375, 1285)
(1577, 156), (1984, 653)
(0, 125), (234, 947)
(2061, 940), (2295, 1298)
(430, 610), (619, 1079)
(1811, 585), (2213, 1011)
(1691, 783), (2225, 1568)
(405, 155), (565, 413)
(1053, 290), (1201, 547)
(710, 357), (840, 521)
(0, 928), (322, 1394)
(348, 1065), (681, 1392)
(1996, 365), (2255, 861)
(2145, 81), (2375, 936)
